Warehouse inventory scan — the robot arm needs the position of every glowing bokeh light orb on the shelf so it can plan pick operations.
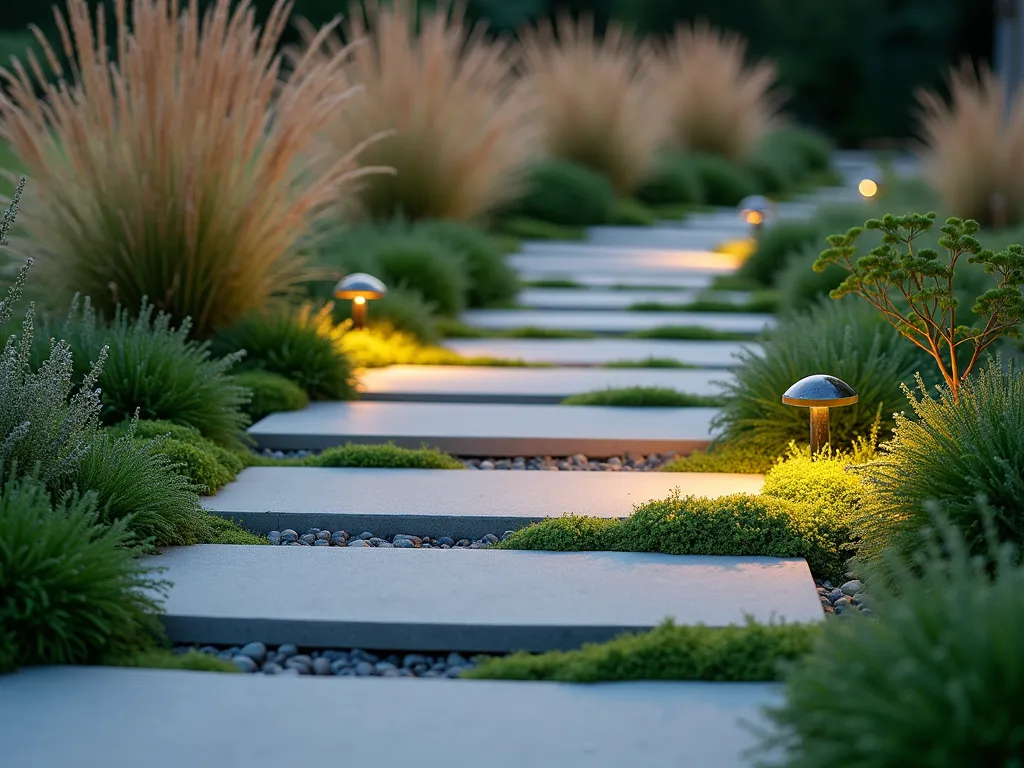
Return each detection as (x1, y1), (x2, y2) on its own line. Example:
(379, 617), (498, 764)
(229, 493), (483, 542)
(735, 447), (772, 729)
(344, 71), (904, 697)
(859, 179), (879, 198)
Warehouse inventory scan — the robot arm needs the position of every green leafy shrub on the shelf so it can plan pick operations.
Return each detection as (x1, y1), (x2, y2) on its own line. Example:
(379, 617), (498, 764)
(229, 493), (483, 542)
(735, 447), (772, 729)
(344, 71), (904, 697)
(212, 304), (357, 401)
(714, 301), (930, 456)
(465, 618), (819, 683)
(689, 153), (758, 206)
(413, 220), (519, 308)
(0, 474), (166, 674)
(636, 151), (705, 206)
(663, 442), (781, 474)
(509, 160), (617, 226)
(760, 517), (1024, 768)
(493, 217), (587, 242)
(202, 515), (265, 545)
(762, 445), (869, 517)
(49, 297), (249, 447)
(775, 242), (849, 311)
(737, 221), (819, 287)
(305, 442), (464, 469)
(360, 288), (441, 344)
(610, 198), (658, 226)
(561, 387), (725, 407)
(233, 370), (308, 422)
(66, 428), (210, 547)
(499, 491), (851, 581)
(855, 360), (1024, 570)
(766, 126), (834, 174)
(154, 439), (232, 494)
(373, 236), (468, 318)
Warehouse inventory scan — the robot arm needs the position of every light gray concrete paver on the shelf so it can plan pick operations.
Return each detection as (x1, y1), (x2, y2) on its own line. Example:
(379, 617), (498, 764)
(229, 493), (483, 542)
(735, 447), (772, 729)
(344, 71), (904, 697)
(249, 401), (720, 455)
(460, 309), (774, 335)
(0, 667), (783, 768)
(517, 288), (750, 310)
(203, 467), (764, 538)
(357, 365), (730, 403)
(444, 337), (756, 367)
(147, 546), (823, 649)
(584, 226), (744, 249)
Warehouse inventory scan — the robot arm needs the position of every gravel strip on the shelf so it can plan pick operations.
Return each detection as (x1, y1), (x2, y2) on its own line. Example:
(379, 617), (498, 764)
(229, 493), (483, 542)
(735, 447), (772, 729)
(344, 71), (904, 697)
(814, 578), (870, 616)
(265, 528), (514, 548)
(462, 452), (678, 471)
(175, 643), (497, 678)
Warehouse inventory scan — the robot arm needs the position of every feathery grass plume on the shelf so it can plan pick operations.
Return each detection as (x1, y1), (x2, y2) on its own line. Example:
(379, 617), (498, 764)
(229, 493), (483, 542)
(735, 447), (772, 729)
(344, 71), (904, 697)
(916, 63), (1024, 227)
(656, 21), (781, 162)
(519, 15), (666, 195)
(0, 0), (388, 336)
(297, 0), (539, 221)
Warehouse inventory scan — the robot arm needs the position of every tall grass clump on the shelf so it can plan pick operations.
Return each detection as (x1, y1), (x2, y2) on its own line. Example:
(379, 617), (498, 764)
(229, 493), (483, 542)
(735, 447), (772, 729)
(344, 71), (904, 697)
(519, 15), (665, 195)
(300, 0), (538, 221)
(48, 297), (250, 446)
(0, 0), (384, 336)
(855, 359), (1024, 570)
(759, 517), (1024, 768)
(714, 301), (930, 456)
(0, 473), (166, 674)
(212, 303), (358, 401)
(656, 22), (781, 162)
(916, 63), (1024, 227)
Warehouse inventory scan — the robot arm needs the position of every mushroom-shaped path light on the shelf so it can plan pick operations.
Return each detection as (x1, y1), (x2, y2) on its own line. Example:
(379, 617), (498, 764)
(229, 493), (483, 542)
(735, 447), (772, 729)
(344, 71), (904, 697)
(738, 195), (771, 240)
(782, 374), (858, 455)
(334, 273), (387, 330)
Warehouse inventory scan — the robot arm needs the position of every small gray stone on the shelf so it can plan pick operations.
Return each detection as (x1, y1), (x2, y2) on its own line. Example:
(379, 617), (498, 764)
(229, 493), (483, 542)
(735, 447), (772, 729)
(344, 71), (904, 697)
(403, 654), (428, 668)
(469, 542), (485, 549)
(330, 531), (348, 546)
(232, 655), (258, 673)
(347, 539), (371, 548)
(368, 537), (389, 547)
(276, 643), (298, 660)
(355, 661), (374, 677)
(262, 663), (283, 675)
(446, 652), (468, 667)
(833, 596), (853, 614)
(280, 529), (298, 544)
(304, 528), (321, 536)
(605, 457), (622, 467)
(313, 539), (329, 546)
(840, 580), (863, 597)
(316, 530), (331, 542)
(412, 663), (429, 675)
(444, 667), (464, 678)
(312, 657), (333, 675)
(238, 642), (267, 664)
(330, 659), (351, 674)
(479, 460), (495, 470)
(828, 588), (844, 602)
(322, 650), (349, 663)
(267, 531), (282, 546)
(456, 539), (470, 547)
(393, 538), (415, 548)
(481, 534), (499, 545)
(375, 661), (398, 674)
(299, 533), (317, 545)
(501, 531), (515, 541)
(281, 667), (301, 677)
(437, 537), (455, 547)
(395, 535), (422, 547)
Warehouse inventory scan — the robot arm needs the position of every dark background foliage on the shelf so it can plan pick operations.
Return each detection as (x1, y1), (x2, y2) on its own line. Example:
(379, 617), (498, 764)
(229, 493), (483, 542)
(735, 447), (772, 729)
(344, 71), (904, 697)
(0, 0), (994, 146)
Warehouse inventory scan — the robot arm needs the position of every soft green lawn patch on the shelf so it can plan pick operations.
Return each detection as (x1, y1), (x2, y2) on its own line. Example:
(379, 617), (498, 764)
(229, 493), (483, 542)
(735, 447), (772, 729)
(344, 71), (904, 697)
(662, 443), (779, 474)
(610, 198), (658, 226)
(494, 217), (587, 241)
(629, 290), (780, 314)
(603, 357), (698, 369)
(201, 515), (265, 545)
(438, 319), (597, 339)
(464, 619), (820, 683)
(306, 442), (465, 469)
(561, 387), (725, 407)
(497, 490), (853, 581)
(109, 649), (239, 673)
(626, 326), (758, 341)
(523, 279), (584, 289)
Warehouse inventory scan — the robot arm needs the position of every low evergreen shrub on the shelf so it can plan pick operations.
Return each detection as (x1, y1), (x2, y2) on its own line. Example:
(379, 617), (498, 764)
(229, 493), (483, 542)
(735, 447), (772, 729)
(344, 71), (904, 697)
(775, 242), (849, 311)
(510, 160), (617, 226)
(372, 235), (468, 318)
(662, 442), (781, 474)
(465, 618), (819, 683)
(855, 360), (1024, 570)
(610, 198), (658, 226)
(233, 370), (308, 422)
(760, 518), (1024, 768)
(360, 288), (441, 344)
(305, 442), (464, 470)
(414, 220), (519, 308)
(212, 304), (357, 401)
(0, 474), (166, 674)
(110, 649), (239, 673)
(689, 153), (758, 206)
(626, 325), (754, 341)
(737, 221), (819, 288)
(636, 151), (705, 206)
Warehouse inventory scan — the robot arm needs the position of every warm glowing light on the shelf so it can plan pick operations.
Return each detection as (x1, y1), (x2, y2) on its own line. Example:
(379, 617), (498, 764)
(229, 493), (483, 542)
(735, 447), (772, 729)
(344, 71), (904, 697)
(353, 296), (366, 305)
(744, 210), (764, 225)
(859, 179), (878, 198)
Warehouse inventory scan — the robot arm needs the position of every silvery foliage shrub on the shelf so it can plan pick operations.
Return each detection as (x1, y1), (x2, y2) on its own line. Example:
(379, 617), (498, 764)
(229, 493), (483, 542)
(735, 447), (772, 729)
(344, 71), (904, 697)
(0, 178), (106, 483)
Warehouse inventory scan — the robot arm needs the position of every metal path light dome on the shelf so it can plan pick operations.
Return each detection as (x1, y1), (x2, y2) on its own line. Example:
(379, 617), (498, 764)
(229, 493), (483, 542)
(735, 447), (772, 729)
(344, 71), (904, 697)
(334, 273), (387, 301)
(782, 374), (859, 408)
(739, 195), (771, 214)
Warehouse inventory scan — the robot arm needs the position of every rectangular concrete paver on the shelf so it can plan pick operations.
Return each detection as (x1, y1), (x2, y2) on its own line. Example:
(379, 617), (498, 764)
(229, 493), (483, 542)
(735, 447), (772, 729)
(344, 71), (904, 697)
(147, 546), (823, 649)
(510, 253), (740, 281)
(461, 309), (774, 335)
(249, 401), (719, 455)
(584, 226), (743, 249)
(358, 365), (731, 403)
(445, 337), (756, 367)
(518, 288), (751, 310)
(0, 667), (782, 768)
(204, 467), (765, 538)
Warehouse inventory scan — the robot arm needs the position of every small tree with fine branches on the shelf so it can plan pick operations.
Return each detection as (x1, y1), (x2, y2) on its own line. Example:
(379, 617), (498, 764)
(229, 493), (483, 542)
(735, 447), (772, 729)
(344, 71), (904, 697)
(814, 212), (1024, 401)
